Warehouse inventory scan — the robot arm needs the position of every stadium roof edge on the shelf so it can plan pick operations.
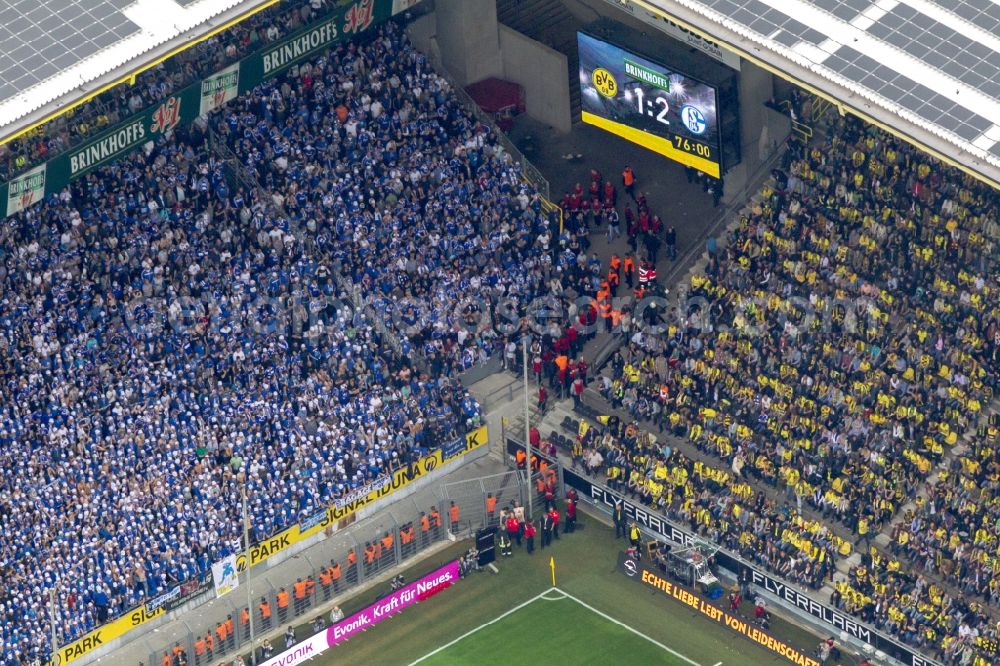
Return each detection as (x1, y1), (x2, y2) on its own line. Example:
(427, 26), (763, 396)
(629, 0), (1000, 191)
(0, 0), (277, 149)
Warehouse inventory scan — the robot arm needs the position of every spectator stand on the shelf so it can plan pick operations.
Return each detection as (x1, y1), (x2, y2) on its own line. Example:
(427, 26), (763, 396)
(142, 472), (534, 666)
(425, 47), (550, 200)
(0, 0), (346, 185)
(0, 24), (492, 660)
(208, 123), (409, 367)
(561, 113), (1000, 662)
(546, 411), (942, 666)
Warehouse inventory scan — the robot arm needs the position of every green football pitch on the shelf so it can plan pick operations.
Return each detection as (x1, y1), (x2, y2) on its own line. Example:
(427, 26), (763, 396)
(412, 588), (697, 666)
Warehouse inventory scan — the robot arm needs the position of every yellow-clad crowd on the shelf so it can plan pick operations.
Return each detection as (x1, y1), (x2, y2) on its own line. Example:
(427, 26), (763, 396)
(580, 415), (845, 589)
(599, 115), (999, 663)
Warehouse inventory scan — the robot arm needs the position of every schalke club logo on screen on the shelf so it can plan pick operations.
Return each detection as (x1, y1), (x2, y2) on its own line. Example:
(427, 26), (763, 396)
(680, 105), (708, 135)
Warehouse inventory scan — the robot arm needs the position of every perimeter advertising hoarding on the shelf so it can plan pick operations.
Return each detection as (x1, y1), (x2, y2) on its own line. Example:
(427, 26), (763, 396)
(578, 31), (721, 178)
(259, 559), (460, 666)
(617, 553), (820, 666)
(504, 436), (938, 666)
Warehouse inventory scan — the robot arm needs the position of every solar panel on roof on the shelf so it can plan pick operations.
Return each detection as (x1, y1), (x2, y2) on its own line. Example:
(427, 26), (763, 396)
(811, 0), (868, 22)
(687, 0), (1000, 159)
(0, 0), (140, 99)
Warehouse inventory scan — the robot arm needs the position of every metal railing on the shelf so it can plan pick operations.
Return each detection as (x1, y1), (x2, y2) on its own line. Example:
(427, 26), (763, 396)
(143, 473), (533, 666)
(778, 99), (814, 143)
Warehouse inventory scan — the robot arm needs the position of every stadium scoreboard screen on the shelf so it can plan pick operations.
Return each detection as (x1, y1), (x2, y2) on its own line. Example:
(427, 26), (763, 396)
(578, 32), (721, 178)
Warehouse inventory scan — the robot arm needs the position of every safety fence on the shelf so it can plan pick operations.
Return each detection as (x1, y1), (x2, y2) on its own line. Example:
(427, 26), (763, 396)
(141, 470), (533, 666)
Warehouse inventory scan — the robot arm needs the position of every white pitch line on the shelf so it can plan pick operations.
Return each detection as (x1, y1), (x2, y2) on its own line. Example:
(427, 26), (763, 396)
(407, 589), (555, 665)
(409, 587), (704, 666)
(556, 588), (703, 666)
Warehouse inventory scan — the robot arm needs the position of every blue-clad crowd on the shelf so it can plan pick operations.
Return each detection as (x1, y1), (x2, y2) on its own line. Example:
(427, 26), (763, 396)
(0, 17), (572, 664)
(215, 22), (582, 375)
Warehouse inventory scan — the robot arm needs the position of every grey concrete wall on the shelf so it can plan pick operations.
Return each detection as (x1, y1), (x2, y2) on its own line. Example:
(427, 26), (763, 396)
(738, 59), (776, 175)
(722, 60), (775, 202)
(498, 25), (572, 133)
(434, 0), (503, 85)
(407, 11), (438, 61)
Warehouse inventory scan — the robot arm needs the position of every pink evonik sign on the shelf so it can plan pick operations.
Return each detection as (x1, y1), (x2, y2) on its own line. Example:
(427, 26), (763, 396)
(327, 559), (460, 646)
(259, 559), (460, 666)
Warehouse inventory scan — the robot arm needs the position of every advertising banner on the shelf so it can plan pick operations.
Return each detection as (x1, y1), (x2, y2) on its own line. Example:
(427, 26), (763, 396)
(259, 560), (459, 666)
(212, 554), (240, 598)
(6, 164), (46, 215)
(326, 559), (458, 646)
(200, 62), (241, 115)
(259, 630), (329, 666)
(51, 603), (165, 666)
(617, 553), (820, 666)
(239, 0), (394, 87)
(578, 31), (721, 177)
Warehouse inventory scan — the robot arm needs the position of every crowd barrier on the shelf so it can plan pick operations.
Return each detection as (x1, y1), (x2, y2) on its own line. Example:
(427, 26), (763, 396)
(51, 425), (486, 666)
(503, 437), (941, 666)
(142, 465), (528, 666)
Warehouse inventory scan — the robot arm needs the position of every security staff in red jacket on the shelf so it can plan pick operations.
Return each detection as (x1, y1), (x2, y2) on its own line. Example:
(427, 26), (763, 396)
(549, 506), (561, 540)
(565, 497), (577, 533)
(506, 513), (521, 548)
(524, 519), (537, 554)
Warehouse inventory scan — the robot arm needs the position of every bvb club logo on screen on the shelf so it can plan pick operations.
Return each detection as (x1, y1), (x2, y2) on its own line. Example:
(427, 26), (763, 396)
(592, 67), (617, 98)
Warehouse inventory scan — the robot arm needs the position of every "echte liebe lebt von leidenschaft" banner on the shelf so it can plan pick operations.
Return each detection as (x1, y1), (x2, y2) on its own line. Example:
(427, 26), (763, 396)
(260, 559), (460, 666)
